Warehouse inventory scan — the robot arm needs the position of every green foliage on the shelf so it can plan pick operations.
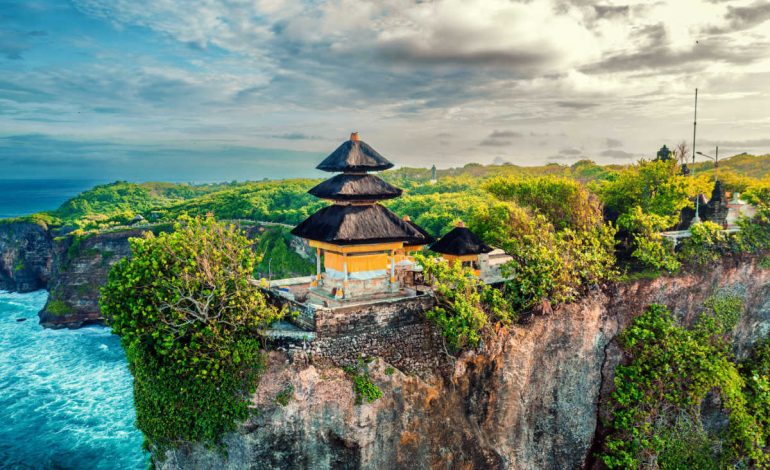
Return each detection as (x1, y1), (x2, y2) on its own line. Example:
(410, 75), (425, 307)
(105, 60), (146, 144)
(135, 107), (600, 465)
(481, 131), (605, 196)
(343, 358), (383, 404)
(274, 384), (294, 407)
(352, 374), (382, 404)
(100, 216), (283, 450)
(253, 226), (313, 279)
(386, 190), (497, 237)
(620, 206), (680, 272)
(46, 299), (73, 316)
(601, 300), (769, 469)
(593, 159), (693, 221)
(740, 338), (770, 445)
(470, 200), (617, 312)
(679, 221), (729, 267)
(384, 366), (395, 376)
(159, 180), (325, 225)
(484, 175), (602, 231)
(13, 259), (24, 272)
(416, 253), (514, 350)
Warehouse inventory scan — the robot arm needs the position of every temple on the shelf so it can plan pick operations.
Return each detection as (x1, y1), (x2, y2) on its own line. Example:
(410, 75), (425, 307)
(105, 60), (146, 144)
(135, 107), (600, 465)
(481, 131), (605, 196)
(291, 133), (433, 301)
(431, 222), (512, 282)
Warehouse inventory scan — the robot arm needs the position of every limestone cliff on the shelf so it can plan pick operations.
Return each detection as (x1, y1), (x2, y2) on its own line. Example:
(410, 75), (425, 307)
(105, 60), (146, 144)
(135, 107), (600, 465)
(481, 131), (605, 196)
(159, 258), (770, 470)
(0, 221), (54, 293)
(0, 222), (296, 328)
(38, 229), (146, 328)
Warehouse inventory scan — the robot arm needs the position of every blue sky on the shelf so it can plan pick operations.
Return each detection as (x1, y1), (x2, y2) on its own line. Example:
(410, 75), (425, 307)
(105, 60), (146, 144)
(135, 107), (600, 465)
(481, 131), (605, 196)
(2, 1), (770, 182)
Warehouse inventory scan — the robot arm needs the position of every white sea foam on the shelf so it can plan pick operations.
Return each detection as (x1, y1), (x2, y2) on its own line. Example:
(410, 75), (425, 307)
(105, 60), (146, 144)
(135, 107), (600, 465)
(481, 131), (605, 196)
(0, 290), (147, 469)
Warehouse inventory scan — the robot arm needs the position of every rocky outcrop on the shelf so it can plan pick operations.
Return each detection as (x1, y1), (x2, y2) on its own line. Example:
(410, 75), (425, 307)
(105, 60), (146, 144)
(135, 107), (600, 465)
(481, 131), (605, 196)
(0, 221), (54, 292)
(38, 229), (145, 329)
(159, 258), (770, 470)
(0, 221), (297, 328)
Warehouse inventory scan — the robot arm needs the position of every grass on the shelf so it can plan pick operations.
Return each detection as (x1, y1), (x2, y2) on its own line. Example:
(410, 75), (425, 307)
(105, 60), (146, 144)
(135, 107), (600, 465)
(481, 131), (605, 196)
(46, 300), (74, 316)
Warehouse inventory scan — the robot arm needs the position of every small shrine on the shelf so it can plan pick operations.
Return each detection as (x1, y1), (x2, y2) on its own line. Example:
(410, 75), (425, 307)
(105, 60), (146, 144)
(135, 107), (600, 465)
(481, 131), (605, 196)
(431, 222), (512, 281)
(291, 133), (433, 300)
(430, 222), (493, 274)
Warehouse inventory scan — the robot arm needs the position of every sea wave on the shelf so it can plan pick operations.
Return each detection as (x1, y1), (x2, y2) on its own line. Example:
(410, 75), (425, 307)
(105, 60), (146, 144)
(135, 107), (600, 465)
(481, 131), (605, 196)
(0, 290), (147, 469)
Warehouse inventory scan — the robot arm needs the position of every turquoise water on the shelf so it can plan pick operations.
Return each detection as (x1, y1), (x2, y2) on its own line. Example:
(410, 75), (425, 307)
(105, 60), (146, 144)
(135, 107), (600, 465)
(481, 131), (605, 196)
(0, 290), (147, 469)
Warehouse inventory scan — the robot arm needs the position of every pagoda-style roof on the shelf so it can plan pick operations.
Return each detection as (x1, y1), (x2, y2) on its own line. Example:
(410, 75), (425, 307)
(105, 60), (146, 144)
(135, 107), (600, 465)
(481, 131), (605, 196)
(291, 204), (431, 245)
(308, 173), (402, 201)
(402, 216), (435, 246)
(316, 133), (394, 173)
(431, 225), (493, 256)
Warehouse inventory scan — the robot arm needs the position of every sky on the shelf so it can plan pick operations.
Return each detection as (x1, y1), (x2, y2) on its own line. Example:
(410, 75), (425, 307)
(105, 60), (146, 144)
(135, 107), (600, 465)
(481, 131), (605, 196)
(1, 0), (770, 182)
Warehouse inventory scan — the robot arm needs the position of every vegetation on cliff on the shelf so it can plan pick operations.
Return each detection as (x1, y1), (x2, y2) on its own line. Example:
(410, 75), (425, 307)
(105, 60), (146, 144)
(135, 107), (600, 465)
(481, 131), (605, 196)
(601, 299), (770, 469)
(100, 216), (283, 451)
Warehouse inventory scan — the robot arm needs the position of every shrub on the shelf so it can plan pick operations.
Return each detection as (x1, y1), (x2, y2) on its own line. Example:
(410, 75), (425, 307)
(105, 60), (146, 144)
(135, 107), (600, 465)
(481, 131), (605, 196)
(592, 159), (692, 221)
(415, 253), (513, 350)
(100, 216), (284, 451)
(46, 299), (73, 316)
(619, 206), (680, 272)
(484, 175), (602, 231)
(470, 200), (617, 312)
(274, 385), (294, 407)
(679, 221), (729, 267)
(601, 301), (769, 469)
(343, 358), (382, 404)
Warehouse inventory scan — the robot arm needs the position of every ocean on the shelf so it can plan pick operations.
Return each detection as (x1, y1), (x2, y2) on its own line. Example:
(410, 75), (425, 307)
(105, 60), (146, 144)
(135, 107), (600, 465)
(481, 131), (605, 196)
(0, 179), (102, 219)
(0, 291), (147, 469)
(0, 180), (147, 468)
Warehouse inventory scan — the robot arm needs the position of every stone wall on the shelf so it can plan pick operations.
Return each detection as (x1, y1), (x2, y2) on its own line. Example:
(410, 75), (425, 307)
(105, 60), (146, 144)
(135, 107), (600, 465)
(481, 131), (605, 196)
(314, 295), (434, 337)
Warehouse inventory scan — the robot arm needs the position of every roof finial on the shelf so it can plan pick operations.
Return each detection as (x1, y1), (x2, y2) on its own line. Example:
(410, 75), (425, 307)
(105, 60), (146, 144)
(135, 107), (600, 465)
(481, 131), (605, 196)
(457, 220), (465, 228)
(350, 132), (359, 142)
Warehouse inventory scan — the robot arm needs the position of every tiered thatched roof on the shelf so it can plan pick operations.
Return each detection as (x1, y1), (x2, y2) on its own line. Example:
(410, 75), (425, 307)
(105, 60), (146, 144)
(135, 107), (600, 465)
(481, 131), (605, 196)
(291, 204), (431, 245)
(431, 225), (492, 256)
(308, 173), (402, 201)
(316, 133), (394, 173)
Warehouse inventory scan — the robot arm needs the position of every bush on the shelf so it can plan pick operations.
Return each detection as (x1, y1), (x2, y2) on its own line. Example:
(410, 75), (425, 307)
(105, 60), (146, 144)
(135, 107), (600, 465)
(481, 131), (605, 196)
(46, 299), (73, 316)
(601, 301), (769, 469)
(100, 216), (284, 451)
(469, 200), (617, 312)
(484, 175), (603, 231)
(679, 221), (729, 267)
(619, 206), (680, 272)
(593, 159), (692, 221)
(343, 358), (382, 404)
(416, 253), (512, 350)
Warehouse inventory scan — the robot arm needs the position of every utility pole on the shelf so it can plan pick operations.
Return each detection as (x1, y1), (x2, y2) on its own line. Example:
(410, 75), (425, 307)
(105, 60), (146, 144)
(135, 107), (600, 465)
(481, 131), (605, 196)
(691, 88), (701, 226)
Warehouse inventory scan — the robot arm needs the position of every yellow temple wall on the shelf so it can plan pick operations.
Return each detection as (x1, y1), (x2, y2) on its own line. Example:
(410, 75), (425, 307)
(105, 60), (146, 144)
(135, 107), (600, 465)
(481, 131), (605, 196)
(325, 252), (389, 273)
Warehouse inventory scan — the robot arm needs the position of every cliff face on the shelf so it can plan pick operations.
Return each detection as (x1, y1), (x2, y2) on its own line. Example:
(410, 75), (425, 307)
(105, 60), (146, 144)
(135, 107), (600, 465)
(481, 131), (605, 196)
(38, 229), (145, 329)
(0, 222), (54, 293)
(0, 222), (291, 328)
(159, 259), (770, 470)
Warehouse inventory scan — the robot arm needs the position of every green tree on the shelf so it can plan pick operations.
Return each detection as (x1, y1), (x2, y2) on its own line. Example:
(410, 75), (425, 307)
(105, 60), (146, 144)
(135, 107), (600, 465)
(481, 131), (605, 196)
(484, 175), (602, 231)
(593, 159), (692, 221)
(100, 216), (283, 450)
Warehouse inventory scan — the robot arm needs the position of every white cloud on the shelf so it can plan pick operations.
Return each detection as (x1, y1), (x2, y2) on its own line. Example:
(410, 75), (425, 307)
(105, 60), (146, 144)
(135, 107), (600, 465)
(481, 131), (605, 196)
(2, 0), (770, 174)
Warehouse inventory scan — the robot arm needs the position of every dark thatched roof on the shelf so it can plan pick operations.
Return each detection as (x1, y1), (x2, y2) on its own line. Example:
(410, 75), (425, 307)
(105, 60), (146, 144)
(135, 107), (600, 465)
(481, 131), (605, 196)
(403, 218), (435, 246)
(291, 204), (432, 245)
(308, 173), (402, 201)
(316, 139), (394, 172)
(430, 226), (493, 256)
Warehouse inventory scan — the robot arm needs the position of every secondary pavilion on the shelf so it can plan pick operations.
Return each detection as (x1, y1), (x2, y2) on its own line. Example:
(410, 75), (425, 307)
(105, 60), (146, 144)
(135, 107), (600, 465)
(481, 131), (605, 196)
(430, 222), (493, 276)
(291, 133), (433, 300)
